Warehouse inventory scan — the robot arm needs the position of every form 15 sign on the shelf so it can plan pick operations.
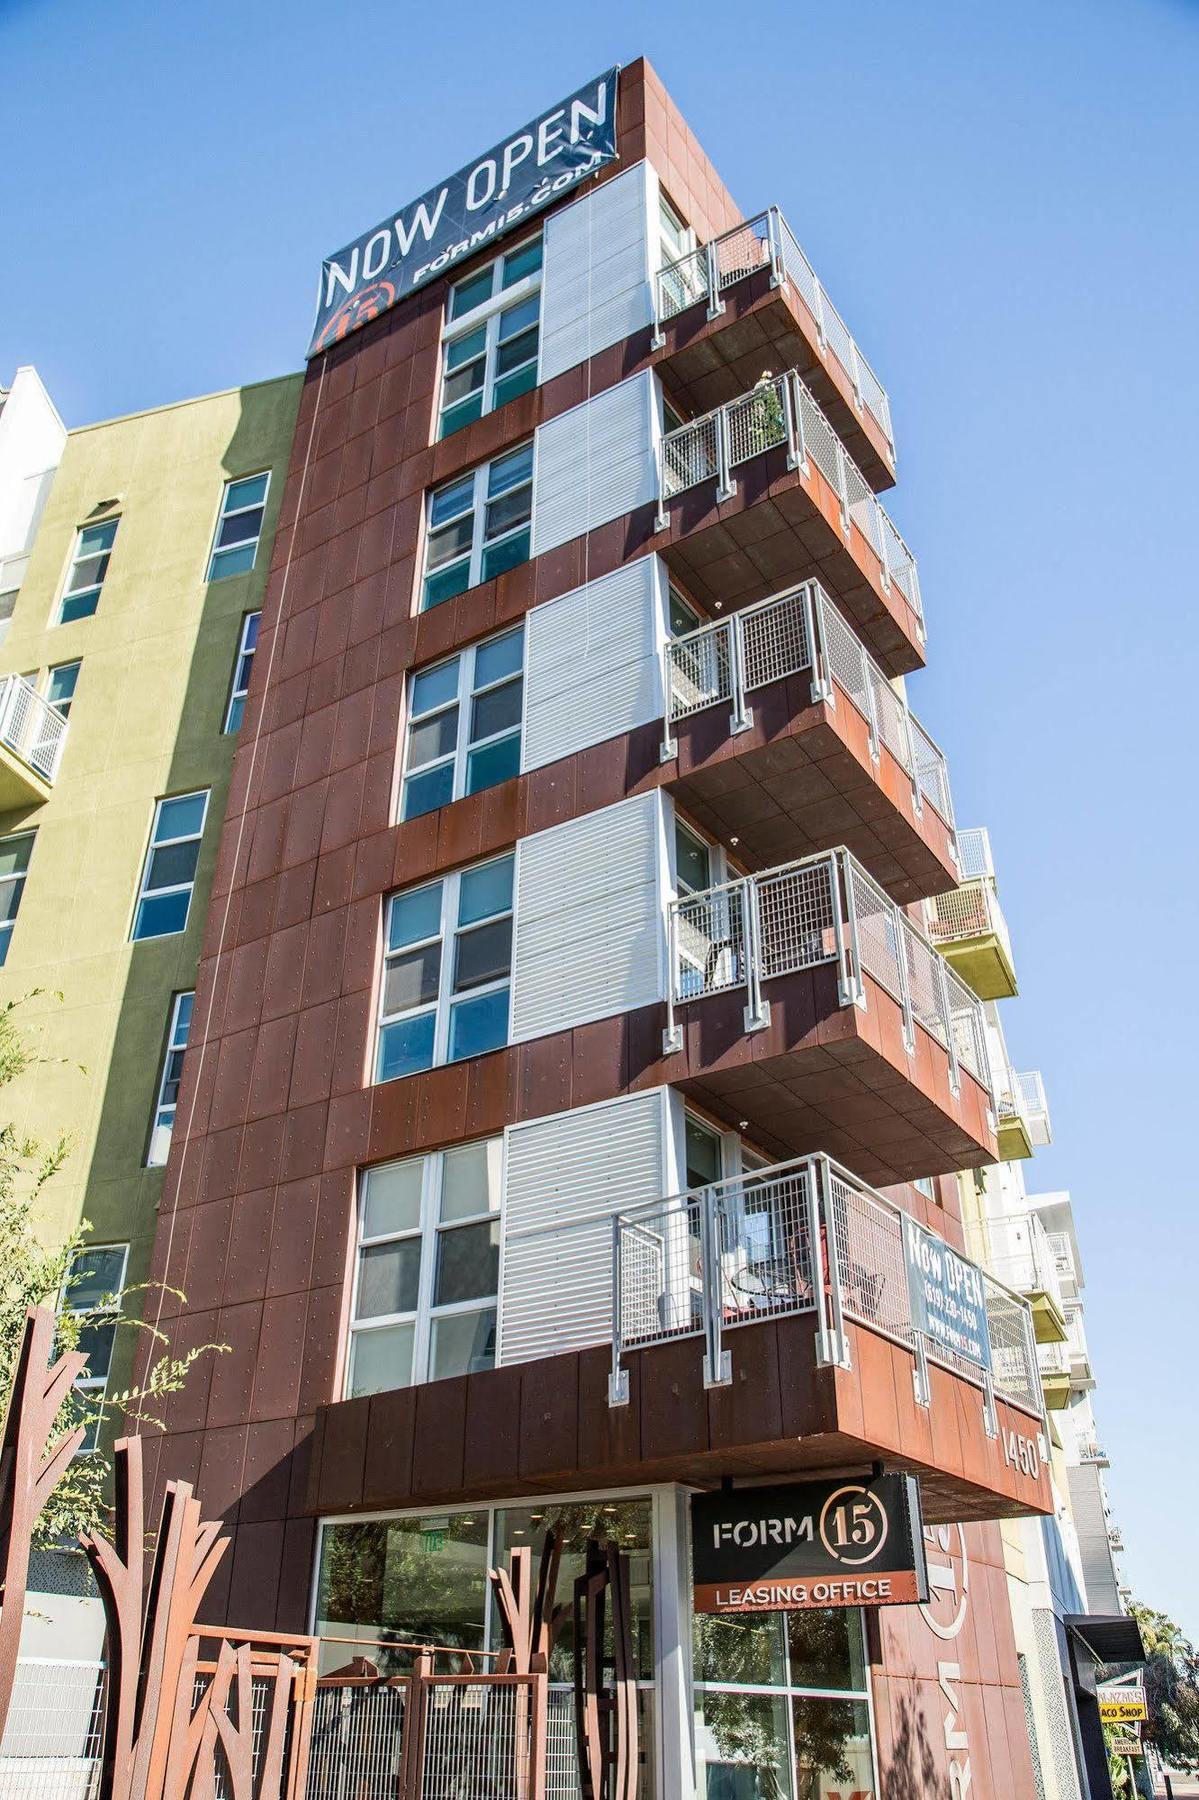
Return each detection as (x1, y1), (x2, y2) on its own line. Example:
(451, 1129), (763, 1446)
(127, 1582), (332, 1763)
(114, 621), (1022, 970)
(308, 68), (620, 357)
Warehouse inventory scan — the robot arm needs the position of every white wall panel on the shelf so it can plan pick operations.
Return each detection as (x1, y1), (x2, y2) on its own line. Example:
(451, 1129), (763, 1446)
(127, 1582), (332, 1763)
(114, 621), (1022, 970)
(538, 163), (656, 384)
(531, 371), (659, 559)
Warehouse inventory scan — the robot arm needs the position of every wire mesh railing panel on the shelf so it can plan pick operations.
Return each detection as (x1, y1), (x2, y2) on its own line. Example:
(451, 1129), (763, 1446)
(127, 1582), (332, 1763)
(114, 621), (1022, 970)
(657, 248), (710, 320)
(819, 598), (872, 720)
(617, 1196), (703, 1350)
(545, 1690), (582, 1800)
(190, 1668), (280, 1800)
(795, 381), (844, 497)
(955, 828), (994, 881)
(841, 456), (884, 564)
(726, 378), (788, 469)
(829, 1177), (914, 1346)
(0, 676), (66, 783)
(928, 883), (992, 943)
(848, 863), (904, 1005)
(0, 1659), (105, 1800)
(944, 966), (988, 1085)
(910, 719), (954, 824)
(714, 217), (773, 289)
(880, 512), (921, 619)
(714, 1169), (815, 1324)
(739, 588), (812, 692)
(775, 217), (821, 319)
(666, 624), (732, 721)
(419, 1681), (531, 1800)
(661, 415), (718, 497)
(756, 860), (839, 979)
(901, 924), (950, 1051)
(868, 667), (913, 773)
(673, 885), (745, 1001)
(306, 1679), (408, 1800)
(985, 1279), (1043, 1415)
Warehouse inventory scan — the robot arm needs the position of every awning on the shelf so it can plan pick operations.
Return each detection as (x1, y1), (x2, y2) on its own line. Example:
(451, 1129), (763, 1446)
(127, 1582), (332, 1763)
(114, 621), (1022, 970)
(1066, 1614), (1147, 1666)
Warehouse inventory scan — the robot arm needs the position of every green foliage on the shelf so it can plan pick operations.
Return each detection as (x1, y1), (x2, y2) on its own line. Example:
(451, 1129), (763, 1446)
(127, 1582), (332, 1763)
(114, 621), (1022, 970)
(0, 997), (223, 1545)
(1124, 1600), (1199, 1771)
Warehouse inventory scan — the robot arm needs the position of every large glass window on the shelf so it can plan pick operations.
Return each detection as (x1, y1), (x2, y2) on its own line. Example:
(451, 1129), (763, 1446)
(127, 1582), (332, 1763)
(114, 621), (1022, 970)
(376, 854), (513, 1081)
(59, 1244), (128, 1452)
(0, 831), (34, 965)
(44, 661), (81, 717)
(147, 991), (193, 1167)
(58, 519), (118, 624)
(208, 474), (269, 581)
(400, 626), (524, 820)
(694, 1608), (874, 1800)
(439, 238), (543, 439)
(348, 1138), (502, 1397)
(421, 444), (533, 610)
(132, 791), (208, 940)
(224, 611), (260, 732)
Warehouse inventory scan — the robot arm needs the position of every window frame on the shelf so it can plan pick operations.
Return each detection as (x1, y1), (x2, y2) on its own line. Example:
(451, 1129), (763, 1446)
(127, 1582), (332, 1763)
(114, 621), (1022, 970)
(59, 1242), (129, 1453)
(43, 660), (81, 717)
(56, 517), (119, 625)
(207, 472), (270, 582)
(437, 236), (544, 440)
(420, 442), (535, 611)
(346, 1139), (503, 1398)
(376, 852), (515, 1083)
(147, 990), (194, 1167)
(223, 610), (261, 733)
(399, 624), (525, 821)
(0, 829), (35, 965)
(131, 790), (209, 942)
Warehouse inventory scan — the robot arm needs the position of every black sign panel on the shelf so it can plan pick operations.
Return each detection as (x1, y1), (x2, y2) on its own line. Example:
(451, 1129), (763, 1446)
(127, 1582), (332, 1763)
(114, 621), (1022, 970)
(307, 67), (620, 359)
(691, 1476), (928, 1613)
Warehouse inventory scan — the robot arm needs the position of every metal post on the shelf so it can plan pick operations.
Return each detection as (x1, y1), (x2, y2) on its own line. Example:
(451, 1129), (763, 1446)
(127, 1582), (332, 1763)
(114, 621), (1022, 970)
(728, 611), (753, 736)
(781, 372), (803, 473)
(662, 903), (683, 1055)
(813, 1158), (850, 1370)
(894, 914), (916, 1056)
(715, 406), (736, 504)
(649, 268), (666, 351)
(705, 239), (725, 321)
(740, 878), (770, 1033)
(790, 373), (809, 475)
(982, 1370), (999, 1439)
(654, 442), (670, 534)
(832, 438), (851, 539)
(766, 209), (786, 289)
(936, 956), (961, 1097)
(847, 338), (865, 413)
(805, 584), (833, 705)
(659, 642), (678, 763)
(700, 1187), (731, 1387)
(811, 276), (828, 352)
(832, 850), (865, 1010)
(609, 1215), (629, 1407)
(913, 1333), (931, 1408)
(861, 647), (881, 765)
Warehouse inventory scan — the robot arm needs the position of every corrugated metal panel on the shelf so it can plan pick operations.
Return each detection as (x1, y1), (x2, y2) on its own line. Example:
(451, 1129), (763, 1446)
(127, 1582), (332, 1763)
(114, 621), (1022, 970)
(538, 163), (655, 384)
(531, 371), (659, 559)
(521, 555), (665, 771)
(499, 1090), (667, 1365)
(510, 791), (665, 1043)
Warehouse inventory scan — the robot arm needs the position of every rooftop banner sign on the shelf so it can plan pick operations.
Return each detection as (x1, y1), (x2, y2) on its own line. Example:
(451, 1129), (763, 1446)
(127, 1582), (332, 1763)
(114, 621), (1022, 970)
(903, 1215), (993, 1370)
(692, 1475), (929, 1614)
(307, 67), (620, 359)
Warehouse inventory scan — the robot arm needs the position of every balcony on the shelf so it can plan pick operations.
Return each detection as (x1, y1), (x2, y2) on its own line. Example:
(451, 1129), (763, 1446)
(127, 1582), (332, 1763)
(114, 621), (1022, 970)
(0, 675), (66, 809)
(993, 1067), (1052, 1162)
(927, 832), (1016, 1000)
(662, 580), (957, 901)
(660, 846), (997, 1186)
(654, 368), (924, 678)
(1078, 1439), (1109, 1467)
(1108, 1527), (1124, 1553)
(1037, 1341), (1072, 1410)
(983, 1214), (1068, 1344)
(652, 208), (896, 488)
(1044, 1230), (1079, 1298)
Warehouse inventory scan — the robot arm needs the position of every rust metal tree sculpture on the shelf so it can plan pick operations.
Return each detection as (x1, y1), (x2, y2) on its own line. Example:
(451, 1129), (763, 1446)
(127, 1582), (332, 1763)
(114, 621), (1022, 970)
(0, 1305), (88, 1743)
(573, 1538), (639, 1800)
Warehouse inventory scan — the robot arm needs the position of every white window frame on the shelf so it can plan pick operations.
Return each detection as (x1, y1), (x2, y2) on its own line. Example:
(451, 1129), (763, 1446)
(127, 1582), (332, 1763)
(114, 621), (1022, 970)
(56, 517), (119, 625)
(147, 991), (194, 1167)
(207, 472), (270, 582)
(376, 853), (514, 1081)
(59, 1243), (129, 1453)
(0, 830), (35, 965)
(438, 236), (543, 439)
(131, 790), (209, 941)
(399, 624), (525, 821)
(223, 611), (261, 732)
(420, 442), (534, 611)
(658, 195), (696, 270)
(42, 660), (81, 717)
(346, 1140), (503, 1397)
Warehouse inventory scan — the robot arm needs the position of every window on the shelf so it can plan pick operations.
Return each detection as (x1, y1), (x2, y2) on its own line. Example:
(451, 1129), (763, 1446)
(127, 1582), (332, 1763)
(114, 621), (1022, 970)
(0, 832), (34, 965)
(59, 1244), (128, 1452)
(401, 626), (523, 820)
(44, 661), (80, 717)
(422, 443), (533, 610)
(132, 791), (208, 940)
(377, 853), (513, 1081)
(347, 1138), (502, 1396)
(58, 518), (118, 623)
(439, 237), (543, 439)
(675, 820), (713, 897)
(208, 474), (269, 580)
(224, 612), (260, 732)
(148, 992), (193, 1167)
(659, 196), (693, 268)
(668, 586), (702, 638)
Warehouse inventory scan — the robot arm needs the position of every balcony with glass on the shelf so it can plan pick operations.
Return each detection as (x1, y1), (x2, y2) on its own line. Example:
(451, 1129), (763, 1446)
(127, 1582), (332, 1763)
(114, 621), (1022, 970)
(659, 845), (997, 1187)
(654, 368), (924, 678)
(652, 208), (896, 488)
(926, 827), (1017, 1000)
(661, 579), (957, 902)
(0, 674), (68, 809)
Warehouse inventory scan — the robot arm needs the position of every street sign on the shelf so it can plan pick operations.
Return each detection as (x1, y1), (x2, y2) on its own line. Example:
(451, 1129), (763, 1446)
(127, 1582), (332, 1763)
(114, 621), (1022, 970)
(1110, 1735), (1142, 1756)
(1098, 1685), (1147, 1724)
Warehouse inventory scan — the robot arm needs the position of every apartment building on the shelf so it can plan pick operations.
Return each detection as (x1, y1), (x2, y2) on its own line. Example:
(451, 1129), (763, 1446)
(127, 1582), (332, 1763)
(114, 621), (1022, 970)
(139, 59), (1065, 1797)
(0, 367), (66, 640)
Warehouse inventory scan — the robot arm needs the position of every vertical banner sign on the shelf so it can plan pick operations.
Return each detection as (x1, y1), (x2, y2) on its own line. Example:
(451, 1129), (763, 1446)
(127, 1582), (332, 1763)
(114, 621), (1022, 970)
(308, 67), (620, 358)
(903, 1216), (993, 1369)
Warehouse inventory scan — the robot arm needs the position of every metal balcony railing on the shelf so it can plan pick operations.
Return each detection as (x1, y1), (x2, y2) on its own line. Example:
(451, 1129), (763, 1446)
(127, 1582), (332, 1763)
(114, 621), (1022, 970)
(656, 369), (923, 637)
(927, 878), (1013, 967)
(608, 1153), (1044, 1429)
(0, 673), (67, 785)
(985, 1215), (1065, 1314)
(1037, 1340), (1070, 1378)
(1078, 1440), (1109, 1465)
(661, 578), (954, 828)
(1016, 1071), (1052, 1147)
(956, 826), (996, 883)
(1045, 1230), (1076, 1285)
(663, 845), (988, 1091)
(653, 207), (895, 465)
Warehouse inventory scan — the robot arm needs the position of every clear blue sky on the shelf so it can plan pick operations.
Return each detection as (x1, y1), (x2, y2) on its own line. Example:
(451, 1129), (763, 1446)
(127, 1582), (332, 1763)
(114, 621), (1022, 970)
(4, 0), (1196, 1635)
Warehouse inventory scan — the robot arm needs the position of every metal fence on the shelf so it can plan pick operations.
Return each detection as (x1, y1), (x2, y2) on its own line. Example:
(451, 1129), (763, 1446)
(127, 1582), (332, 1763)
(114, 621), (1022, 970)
(661, 580), (954, 830)
(955, 826), (995, 883)
(0, 675), (67, 784)
(653, 207), (895, 464)
(664, 846), (988, 1091)
(0, 1659), (105, 1800)
(609, 1153), (1044, 1428)
(656, 367), (921, 634)
(928, 878), (1009, 954)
